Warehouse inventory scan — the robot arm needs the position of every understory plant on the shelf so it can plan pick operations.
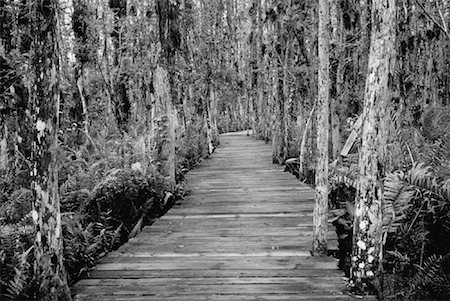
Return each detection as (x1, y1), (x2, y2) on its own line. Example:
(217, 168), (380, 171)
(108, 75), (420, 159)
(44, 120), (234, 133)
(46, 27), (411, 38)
(325, 106), (450, 299)
(0, 123), (204, 299)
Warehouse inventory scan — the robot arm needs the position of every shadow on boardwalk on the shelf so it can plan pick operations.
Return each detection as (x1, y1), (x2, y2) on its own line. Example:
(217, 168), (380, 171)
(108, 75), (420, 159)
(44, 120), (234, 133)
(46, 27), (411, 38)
(73, 131), (369, 300)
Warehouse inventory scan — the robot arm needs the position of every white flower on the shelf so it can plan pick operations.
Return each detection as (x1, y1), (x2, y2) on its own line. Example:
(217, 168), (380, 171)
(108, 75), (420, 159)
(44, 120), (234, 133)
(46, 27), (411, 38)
(359, 220), (367, 230)
(357, 240), (366, 250)
(31, 210), (39, 222)
(36, 119), (46, 132)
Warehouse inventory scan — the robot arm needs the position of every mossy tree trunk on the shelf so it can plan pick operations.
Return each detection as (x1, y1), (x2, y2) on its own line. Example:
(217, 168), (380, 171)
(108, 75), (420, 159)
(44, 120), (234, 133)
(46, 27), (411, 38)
(109, 0), (131, 132)
(152, 65), (176, 188)
(313, 0), (330, 256)
(152, 0), (180, 189)
(350, 0), (396, 293)
(0, 1), (12, 174)
(271, 18), (286, 164)
(30, 1), (71, 300)
(330, 0), (342, 160)
(72, 0), (92, 143)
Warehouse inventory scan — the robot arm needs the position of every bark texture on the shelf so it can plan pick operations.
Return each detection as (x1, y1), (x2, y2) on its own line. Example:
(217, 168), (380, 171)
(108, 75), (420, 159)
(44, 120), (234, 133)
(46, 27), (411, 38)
(152, 65), (176, 189)
(350, 0), (396, 292)
(313, 0), (330, 256)
(30, 1), (71, 299)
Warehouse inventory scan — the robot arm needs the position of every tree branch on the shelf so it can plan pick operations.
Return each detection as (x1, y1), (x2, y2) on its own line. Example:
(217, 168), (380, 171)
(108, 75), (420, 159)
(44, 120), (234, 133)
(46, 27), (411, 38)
(414, 0), (450, 40)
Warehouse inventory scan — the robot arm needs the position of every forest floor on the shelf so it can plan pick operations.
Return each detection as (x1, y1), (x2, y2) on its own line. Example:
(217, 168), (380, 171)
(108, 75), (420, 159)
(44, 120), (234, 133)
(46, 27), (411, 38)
(72, 131), (374, 300)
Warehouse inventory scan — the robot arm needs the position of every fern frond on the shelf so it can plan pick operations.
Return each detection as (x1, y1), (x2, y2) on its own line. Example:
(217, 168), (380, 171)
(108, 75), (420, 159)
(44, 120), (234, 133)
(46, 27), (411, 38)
(5, 246), (33, 299)
(382, 171), (415, 239)
(410, 254), (450, 297)
(406, 163), (449, 202)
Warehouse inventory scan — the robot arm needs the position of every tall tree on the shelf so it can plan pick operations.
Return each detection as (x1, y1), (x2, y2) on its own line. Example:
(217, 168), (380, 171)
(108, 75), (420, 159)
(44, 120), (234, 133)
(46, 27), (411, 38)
(350, 0), (396, 293)
(152, 0), (180, 189)
(313, 0), (330, 256)
(271, 3), (287, 164)
(30, 0), (71, 299)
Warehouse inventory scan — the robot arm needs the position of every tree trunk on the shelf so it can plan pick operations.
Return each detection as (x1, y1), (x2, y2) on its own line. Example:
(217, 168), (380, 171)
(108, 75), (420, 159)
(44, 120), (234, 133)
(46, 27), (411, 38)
(350, 0), (396, 292)
(209, 85), (218, 144)
(0, 124), (7, 172)
(256, 0), (265, 140)
(299, 101), (316, 175)
(330, 0), (342, 159)
(271, 55), (283, 164)
(205, 84), (215, 154)
(250, 1), (259, 138)
(283, 40), (291, 160)
(313, 0), (330, 256)
(152, 0), (180, 188)
(30, 1), (71, 299)
(359, 0), (371, 98)
(152, 65), (176, 189)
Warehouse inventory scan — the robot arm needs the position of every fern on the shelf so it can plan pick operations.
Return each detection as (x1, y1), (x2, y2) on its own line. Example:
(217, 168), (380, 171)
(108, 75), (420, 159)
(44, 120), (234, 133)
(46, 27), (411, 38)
(410, 255), (450, 298)
(382, 163), (450, 238)
(383, 170), (415, 240)
(405, 163), (449, 202)
(4, 246), (33, 300)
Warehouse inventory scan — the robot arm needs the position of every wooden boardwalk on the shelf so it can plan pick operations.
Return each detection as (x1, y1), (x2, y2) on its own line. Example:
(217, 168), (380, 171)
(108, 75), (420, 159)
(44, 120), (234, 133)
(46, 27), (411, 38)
(73, 132), (355, 300)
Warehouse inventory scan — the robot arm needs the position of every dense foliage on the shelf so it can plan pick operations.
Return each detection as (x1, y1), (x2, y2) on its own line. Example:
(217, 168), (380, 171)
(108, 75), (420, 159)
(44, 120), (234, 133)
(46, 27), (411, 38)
(1, 0), (449, 299)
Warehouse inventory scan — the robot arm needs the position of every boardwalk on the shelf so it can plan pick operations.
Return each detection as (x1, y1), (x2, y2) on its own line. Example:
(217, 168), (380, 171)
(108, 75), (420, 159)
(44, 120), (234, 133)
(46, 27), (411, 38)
(73, 132), (353, 300)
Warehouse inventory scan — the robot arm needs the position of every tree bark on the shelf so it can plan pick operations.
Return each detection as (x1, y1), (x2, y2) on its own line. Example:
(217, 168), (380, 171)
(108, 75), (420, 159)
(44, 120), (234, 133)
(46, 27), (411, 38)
(152, 65), (176, 189)
(0, 124), (7, 172)
(152, 0), (180, 188)
(283, 39), (291, 160)
(330, 0), (342, 159)
(205, 84), (215, 154)
(299, 101), (316, 175)
(350, 0), (396, 292)
(30, 1), (71, 299)
(256, 0), (265, 140)
(313, 0), (330, 256)
(271, 54), (284, 164)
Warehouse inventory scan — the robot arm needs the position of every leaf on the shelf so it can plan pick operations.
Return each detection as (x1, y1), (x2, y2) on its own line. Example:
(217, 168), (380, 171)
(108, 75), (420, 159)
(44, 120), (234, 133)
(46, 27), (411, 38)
(128, 215), (144, 240)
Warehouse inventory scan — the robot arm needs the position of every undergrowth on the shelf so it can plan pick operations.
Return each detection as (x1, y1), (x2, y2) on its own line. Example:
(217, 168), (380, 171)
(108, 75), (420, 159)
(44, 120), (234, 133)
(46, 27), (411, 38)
(0, 123), (207, 299)
(327, 113), (450, 300)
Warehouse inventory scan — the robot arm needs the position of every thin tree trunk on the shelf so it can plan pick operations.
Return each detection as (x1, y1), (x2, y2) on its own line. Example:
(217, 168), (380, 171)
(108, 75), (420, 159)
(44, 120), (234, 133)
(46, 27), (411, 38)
(76, 66), (92, 143)
(30, 1), (71, 299)
(313, 0), (330, 256)
(256, 0), (264, 140)
(351, 0), (396, 292)
(271, 56), (282, 163)
(209, 85), (218, 141)
(359, 0), (371, 96)
(299, 101), (316, 175)
(283, 39), (291, 160)
(205, 84), (215, 154)
(0, 124), (7, 172)
(330, 0), (342, 159)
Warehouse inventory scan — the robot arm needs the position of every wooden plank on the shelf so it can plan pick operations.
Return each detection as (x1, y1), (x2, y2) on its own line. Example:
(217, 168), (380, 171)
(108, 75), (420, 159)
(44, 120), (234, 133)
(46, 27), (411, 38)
(73, 131), (347, 300)
(340, 114), (363, 157)
(75, 276), (343, 286)
(75, 295), (374, 301)
(73, 282), (344, 295)
(159, 212), (316, 219)
(95, 258), (340, 270)
(86, 268), (344, 279)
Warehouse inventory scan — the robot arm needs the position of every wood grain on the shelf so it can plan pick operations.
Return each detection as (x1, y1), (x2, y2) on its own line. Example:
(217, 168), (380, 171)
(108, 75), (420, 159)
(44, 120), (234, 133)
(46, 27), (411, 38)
(73, 132), (373, 300)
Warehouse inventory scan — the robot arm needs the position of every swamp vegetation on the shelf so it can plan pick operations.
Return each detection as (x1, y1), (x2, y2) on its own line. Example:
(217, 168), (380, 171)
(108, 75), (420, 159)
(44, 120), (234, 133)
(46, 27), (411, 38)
(0, 0), (450, 300)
